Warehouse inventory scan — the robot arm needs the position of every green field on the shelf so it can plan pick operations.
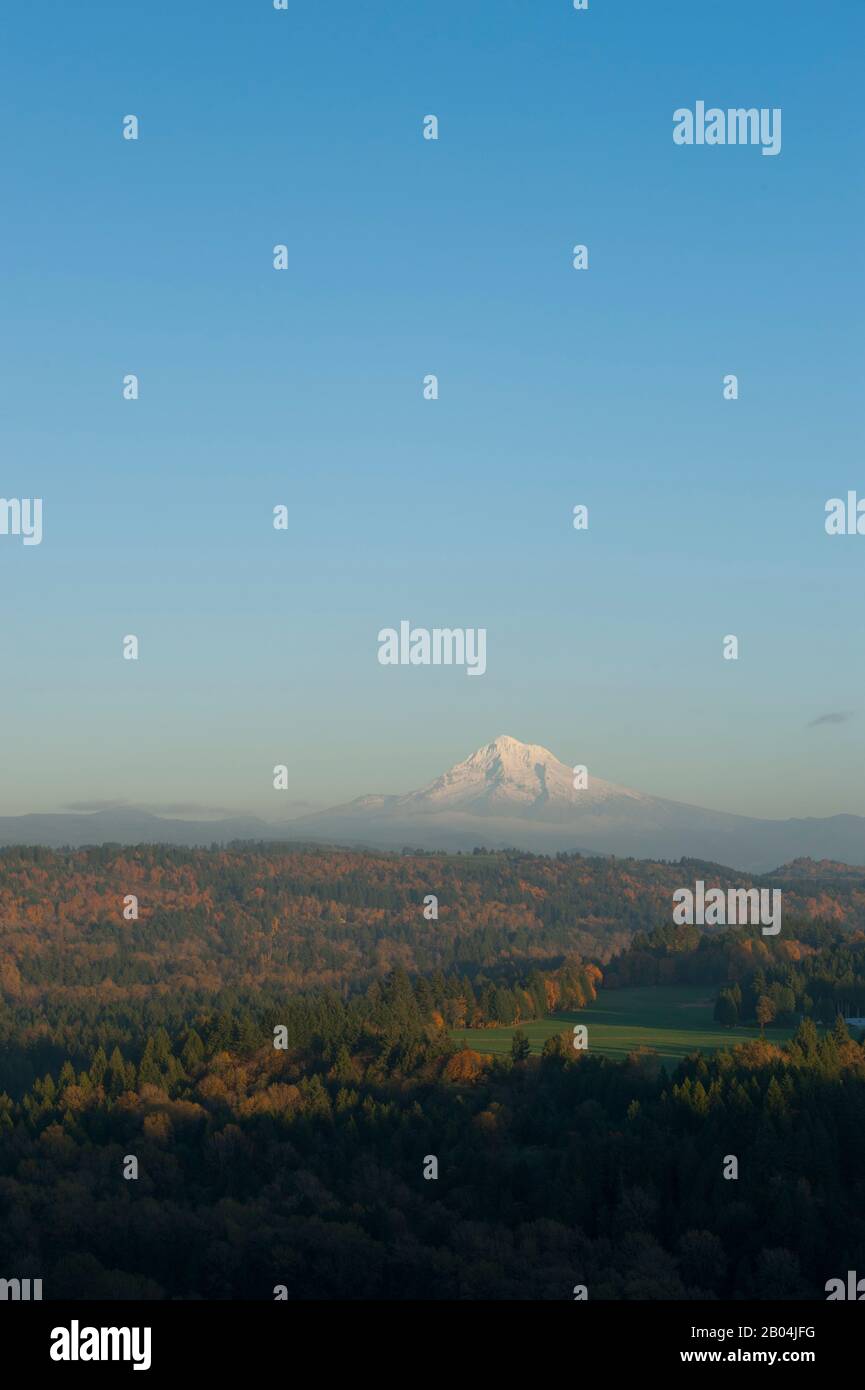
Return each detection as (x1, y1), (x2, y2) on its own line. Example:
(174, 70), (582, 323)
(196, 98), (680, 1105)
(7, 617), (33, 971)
(451, 985), (801, 1065)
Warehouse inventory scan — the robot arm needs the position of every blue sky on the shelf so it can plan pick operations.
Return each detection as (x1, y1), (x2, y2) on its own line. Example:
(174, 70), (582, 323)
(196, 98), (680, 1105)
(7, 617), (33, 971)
(1, 0), (863, 821)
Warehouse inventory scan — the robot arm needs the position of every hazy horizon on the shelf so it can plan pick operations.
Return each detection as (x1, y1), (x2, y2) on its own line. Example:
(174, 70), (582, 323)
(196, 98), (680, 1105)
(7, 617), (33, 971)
(2, 730), (863, 832)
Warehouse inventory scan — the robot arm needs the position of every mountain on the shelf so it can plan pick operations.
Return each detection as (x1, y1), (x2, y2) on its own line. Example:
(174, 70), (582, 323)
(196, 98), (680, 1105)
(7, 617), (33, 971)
(0, 737), (862, 872)
(286, 735), (865, 872)
(0, 807), (275, 850)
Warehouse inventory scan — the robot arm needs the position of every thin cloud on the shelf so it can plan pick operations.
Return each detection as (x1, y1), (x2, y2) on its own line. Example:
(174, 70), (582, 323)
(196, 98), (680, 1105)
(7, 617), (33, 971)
(808, 711), (854, 728)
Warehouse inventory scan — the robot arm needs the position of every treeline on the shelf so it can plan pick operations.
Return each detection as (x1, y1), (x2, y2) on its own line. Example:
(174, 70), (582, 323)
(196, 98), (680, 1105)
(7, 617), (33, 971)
(607, 918), (865, 1026)
(3, 846), (865, 1020)
(0, 953), (600, 1099)
(423, 960), (601, 1028)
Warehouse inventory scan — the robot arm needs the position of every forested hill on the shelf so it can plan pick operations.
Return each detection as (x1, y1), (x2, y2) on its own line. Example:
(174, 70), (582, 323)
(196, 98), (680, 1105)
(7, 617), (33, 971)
(2, 844), (865, 1010)
(3, 843), (865, 1300)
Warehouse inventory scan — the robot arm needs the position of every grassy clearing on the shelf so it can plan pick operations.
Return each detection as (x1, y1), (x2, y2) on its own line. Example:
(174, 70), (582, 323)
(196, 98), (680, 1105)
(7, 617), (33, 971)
(451, 984), (801, 1065)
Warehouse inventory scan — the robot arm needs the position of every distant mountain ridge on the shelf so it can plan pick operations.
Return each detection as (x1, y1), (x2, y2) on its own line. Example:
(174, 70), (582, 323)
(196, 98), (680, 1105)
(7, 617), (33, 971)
(0, 736), (862, 873)
(0, 807), (274, 849)
(286, 735), (865, 872)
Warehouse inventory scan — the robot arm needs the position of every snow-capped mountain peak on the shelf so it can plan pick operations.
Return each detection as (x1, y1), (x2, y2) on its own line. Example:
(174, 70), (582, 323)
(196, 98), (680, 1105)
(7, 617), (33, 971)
(392, 735), (646, 815)
(406, 734), (570, 810)
(284, 736), (865, 872)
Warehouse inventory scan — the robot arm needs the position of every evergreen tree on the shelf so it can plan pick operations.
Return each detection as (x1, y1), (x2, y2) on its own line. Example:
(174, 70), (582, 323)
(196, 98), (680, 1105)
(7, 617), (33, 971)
(714, 991), (738, 1028)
